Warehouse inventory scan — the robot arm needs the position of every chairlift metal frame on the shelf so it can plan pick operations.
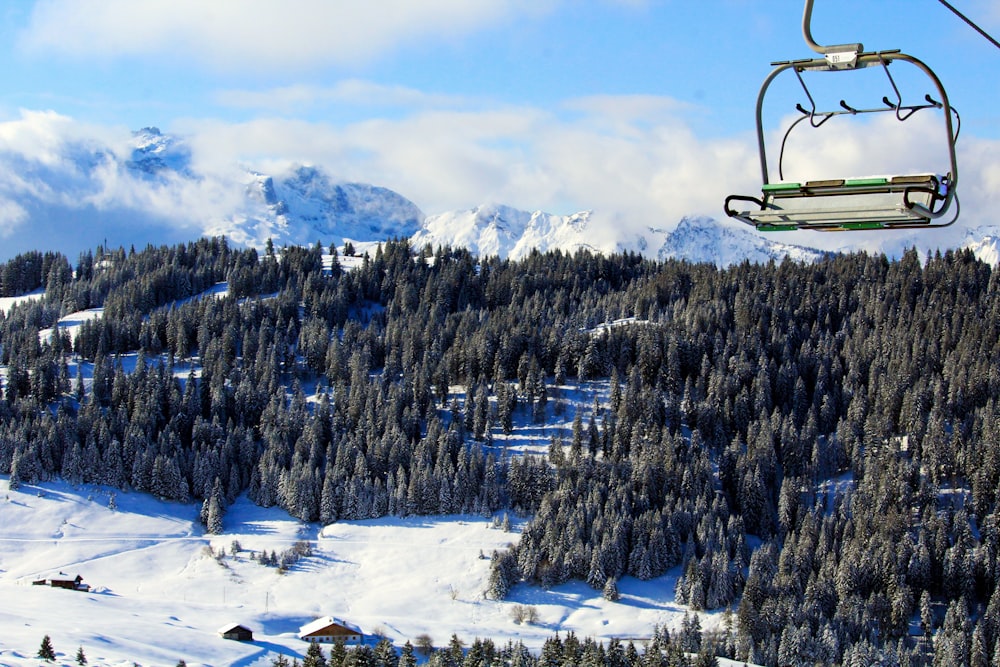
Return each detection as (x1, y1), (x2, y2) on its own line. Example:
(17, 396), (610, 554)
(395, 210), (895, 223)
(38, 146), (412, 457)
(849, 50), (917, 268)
(725, 0), (960, 232)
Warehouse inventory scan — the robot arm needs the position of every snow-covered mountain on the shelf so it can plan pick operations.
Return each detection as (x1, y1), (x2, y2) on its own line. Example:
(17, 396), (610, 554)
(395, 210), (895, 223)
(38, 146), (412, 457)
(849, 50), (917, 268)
(1, 124), (991, 267)
(0, 125), (425, 259)
(657, 215), (829, 267)
(963, 225), (1000, 266)
(127, 126), (193, 177)
(412, 205), (829, 267)
(213, 166), (424, 249)
(412, 204), (606, 260)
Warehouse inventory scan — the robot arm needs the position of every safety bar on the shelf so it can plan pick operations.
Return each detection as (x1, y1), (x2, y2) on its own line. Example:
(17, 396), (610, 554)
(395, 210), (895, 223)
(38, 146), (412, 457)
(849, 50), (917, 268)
(753, 51), (959, 207)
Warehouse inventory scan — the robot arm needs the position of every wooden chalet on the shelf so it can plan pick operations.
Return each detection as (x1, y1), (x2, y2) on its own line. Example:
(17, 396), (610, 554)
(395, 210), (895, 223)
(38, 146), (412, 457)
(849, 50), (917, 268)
(218, 623), (254, 642)
(32, 573), (90, 592)
(298, 617), (363, 644)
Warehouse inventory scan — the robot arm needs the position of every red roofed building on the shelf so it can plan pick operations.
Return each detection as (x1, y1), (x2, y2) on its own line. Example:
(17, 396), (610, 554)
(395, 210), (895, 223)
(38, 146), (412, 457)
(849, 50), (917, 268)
(298, 617), (363, 643)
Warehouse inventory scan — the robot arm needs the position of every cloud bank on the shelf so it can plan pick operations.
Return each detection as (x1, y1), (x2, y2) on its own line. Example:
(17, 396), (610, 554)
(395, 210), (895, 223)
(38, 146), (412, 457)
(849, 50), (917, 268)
(0, 94), (996, 259)
(20, 0), (557, 71)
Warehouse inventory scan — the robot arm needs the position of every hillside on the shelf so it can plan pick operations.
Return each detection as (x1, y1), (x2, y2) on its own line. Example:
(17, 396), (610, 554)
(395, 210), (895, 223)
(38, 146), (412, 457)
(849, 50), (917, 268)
(0, 477), (703, 667)
(1, 238), (998, 666)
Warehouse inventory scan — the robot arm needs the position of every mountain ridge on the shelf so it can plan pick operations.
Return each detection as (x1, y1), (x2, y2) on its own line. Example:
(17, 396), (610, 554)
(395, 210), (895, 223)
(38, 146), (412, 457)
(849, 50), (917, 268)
(0, 125), (990, 266)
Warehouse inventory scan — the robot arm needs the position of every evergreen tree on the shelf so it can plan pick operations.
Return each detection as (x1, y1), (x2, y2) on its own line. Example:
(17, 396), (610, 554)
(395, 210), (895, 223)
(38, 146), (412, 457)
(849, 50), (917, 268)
(920, 589), (935, 636)
(603, 576), (620, 602)
(329, 639), (349, 667)
(398, 641), (417, 667)
(374, 638), (396, 667)
(206, 490), (225, 534)
(38, 635), (56, 662)
(692, 649), (718, 667)
(304, 642), (328, 667)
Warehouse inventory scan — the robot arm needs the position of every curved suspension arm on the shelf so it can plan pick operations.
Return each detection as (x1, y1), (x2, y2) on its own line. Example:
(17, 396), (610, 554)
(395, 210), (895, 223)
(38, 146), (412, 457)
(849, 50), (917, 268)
(801, 0), (863, 56)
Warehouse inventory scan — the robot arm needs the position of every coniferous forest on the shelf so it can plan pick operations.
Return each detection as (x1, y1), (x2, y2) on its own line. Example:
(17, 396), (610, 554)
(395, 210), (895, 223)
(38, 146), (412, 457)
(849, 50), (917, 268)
(2, 238), (1000, 665)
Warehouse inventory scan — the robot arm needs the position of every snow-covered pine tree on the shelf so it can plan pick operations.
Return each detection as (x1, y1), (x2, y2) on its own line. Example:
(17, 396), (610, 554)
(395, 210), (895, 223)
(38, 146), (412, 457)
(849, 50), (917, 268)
(37, 635), (56, 662)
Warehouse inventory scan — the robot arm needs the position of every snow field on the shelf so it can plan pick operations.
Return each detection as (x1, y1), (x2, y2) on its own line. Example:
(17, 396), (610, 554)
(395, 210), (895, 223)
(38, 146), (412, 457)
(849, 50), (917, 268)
(0, 477), (741, 667)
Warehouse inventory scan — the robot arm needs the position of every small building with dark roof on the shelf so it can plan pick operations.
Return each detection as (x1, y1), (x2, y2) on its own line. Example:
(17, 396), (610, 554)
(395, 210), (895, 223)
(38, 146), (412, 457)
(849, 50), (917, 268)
(218, 623), (254, 642)
(32, 573), (89, 592)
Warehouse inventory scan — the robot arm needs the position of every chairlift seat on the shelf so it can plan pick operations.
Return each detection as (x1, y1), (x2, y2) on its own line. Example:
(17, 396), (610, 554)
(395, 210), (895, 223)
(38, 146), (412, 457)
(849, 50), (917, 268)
(724, 43), (959, 233)
(727, 174), (952, 232)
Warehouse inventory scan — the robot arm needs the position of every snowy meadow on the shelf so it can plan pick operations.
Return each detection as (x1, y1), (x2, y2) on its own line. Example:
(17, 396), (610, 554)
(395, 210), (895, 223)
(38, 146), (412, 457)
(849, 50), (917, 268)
(0, 477), (720, 667)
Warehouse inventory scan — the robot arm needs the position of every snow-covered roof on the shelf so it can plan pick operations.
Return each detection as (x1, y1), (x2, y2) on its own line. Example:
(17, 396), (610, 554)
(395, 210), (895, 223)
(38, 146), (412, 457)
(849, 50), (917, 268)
(217, 622), (251, 634)
(35, 572), (83, 582)
(297, 616), (362, 638)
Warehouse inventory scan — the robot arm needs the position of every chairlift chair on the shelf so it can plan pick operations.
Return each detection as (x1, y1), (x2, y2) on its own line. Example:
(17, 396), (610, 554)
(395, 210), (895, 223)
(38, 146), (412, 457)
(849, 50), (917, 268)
(725, 0), (960, 232)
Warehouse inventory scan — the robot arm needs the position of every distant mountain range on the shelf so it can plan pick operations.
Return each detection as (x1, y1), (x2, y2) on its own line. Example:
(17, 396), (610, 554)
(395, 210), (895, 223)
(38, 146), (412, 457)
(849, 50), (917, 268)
(0, 126), (991, 267)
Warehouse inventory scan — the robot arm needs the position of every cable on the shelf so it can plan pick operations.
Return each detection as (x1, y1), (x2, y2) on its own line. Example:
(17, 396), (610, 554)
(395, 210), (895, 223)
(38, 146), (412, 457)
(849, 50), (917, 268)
(937, 0), (1000, 51)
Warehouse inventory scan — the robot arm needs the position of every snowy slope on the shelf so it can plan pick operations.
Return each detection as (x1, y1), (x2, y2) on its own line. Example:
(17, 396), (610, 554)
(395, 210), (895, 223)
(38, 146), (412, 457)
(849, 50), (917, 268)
(413, 206), (830, 267)
(0, 334), (745, 667)
(0, 288), (45, 315)
(963, 225), (1000, 266)
(213, 167), (424, 250)
(0, 477), (750, 667)
(657, 215), (829, 267)
(412, 205), (608, 260)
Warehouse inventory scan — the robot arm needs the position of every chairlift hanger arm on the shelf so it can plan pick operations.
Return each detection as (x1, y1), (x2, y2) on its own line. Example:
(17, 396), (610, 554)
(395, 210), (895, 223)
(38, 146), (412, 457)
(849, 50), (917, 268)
(801, 0), (863, 66)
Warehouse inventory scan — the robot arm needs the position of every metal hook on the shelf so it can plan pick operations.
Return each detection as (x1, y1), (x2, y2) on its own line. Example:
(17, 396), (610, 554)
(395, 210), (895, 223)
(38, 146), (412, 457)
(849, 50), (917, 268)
(878, 56), (920, 121)
(793, 67), (834, 127)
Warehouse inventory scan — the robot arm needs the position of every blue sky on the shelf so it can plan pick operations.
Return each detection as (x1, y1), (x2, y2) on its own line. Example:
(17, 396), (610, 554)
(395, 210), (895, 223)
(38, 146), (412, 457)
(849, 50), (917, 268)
(0, 0), (997, 250)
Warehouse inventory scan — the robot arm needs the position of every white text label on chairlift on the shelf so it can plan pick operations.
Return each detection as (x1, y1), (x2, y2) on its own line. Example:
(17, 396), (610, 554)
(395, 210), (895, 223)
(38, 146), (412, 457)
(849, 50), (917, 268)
(825, 51), (859, 69)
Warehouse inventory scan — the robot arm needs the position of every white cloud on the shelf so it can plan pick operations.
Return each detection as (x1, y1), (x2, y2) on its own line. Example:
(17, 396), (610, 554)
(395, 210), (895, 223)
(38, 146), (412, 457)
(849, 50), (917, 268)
(214, 80), (471, 114)
(0, 199), (29, 237)
(0, 98), (996, 258)
(0, 109), (121, 167)
(0, 110), (233, 236)
(175, 96), (762, 238)
(565, 94), (696, 120)
(19, 0), (557, 71)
